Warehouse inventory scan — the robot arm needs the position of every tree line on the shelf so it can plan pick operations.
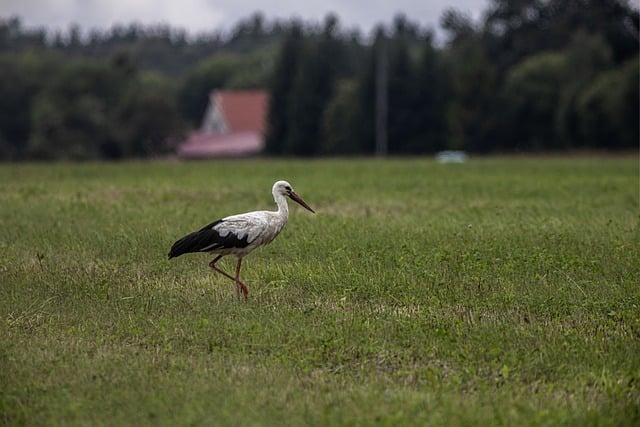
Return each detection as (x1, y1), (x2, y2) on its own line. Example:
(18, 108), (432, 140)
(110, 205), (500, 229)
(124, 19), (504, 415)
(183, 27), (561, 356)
(0, 0), (638, 160)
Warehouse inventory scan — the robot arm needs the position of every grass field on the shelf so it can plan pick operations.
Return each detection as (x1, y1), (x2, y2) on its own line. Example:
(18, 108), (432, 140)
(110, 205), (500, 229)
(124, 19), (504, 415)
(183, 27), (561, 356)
(1, 157), (639, 426)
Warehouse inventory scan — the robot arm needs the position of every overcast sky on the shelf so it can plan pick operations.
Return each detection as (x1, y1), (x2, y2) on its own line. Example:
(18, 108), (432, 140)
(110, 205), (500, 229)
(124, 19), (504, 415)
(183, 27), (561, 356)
(1, 0), (488, 35)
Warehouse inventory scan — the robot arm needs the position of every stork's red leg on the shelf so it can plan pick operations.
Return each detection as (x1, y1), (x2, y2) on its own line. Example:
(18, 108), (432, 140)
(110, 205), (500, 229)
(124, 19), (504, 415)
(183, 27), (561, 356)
(209, 256), (249, 300)
(235, 258), (248, 301)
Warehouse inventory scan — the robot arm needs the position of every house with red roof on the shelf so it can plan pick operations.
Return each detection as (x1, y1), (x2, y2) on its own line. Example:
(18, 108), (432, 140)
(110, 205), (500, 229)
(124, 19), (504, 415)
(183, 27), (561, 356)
(177, 90), (268, 159)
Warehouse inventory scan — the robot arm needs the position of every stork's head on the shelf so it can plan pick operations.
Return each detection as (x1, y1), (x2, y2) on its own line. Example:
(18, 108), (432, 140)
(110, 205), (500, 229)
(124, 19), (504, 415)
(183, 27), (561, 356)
(273, 180), (315, 213)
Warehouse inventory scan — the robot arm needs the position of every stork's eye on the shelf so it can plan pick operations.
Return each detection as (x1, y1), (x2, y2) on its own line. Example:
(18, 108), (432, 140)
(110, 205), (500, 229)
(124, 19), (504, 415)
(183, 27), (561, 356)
(285, 186), (292, 191)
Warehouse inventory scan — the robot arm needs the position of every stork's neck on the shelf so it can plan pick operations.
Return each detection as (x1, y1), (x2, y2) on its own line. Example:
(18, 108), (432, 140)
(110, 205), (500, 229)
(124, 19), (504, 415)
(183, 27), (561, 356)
(273, 192), (289, 219)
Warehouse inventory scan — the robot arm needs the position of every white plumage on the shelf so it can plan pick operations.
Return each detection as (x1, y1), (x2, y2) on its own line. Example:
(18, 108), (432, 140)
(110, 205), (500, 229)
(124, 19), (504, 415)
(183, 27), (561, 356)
(205, 211), (283, 255)
(168, 180), (315, 300)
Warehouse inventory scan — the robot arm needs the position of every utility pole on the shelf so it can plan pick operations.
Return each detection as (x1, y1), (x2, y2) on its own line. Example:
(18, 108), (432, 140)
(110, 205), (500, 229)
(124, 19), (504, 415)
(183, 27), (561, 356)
(375, 36), (388, 157)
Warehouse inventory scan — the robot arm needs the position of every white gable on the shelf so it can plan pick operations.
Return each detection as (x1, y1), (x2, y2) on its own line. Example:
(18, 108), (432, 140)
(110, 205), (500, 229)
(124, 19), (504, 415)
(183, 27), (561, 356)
(200, 96), (228, 134)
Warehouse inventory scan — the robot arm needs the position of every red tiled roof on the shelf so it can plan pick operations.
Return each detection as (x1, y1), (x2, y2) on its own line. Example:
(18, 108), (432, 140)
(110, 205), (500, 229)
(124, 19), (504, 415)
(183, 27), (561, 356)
(177, 131), (263, 159)
(176, 89), (268, 159)
(213, 90), (268, 134)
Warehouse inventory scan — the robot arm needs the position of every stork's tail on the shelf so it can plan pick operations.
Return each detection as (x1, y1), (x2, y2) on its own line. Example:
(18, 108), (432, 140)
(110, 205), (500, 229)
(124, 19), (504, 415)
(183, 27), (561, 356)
(168, 235), (191, 259)
(167, 219), (224, 260)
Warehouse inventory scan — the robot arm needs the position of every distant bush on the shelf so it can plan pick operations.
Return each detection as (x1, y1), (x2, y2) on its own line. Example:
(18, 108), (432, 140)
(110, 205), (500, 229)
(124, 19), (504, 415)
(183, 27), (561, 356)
(576, 58), (639, 149)
(0, 53), (51, 159)
(25, 57), (183, 160)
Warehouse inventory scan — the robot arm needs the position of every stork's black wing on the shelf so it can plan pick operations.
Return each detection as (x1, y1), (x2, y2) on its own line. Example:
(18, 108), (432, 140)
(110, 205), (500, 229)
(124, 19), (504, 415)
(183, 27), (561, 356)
(167, 219), (250, 259)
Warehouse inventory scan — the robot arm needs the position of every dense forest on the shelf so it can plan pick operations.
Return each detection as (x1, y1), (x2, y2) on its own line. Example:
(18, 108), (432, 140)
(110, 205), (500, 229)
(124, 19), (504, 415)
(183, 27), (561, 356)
(0, 0), (638, 160)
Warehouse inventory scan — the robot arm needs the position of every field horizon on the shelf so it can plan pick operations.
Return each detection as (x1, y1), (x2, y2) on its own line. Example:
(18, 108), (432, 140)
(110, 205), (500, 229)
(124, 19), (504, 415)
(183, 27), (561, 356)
(1, 156), (639, 426)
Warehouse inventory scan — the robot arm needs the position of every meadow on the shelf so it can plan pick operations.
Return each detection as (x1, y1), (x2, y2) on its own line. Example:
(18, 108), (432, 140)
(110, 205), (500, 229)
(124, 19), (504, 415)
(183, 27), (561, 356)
(1, 157), (639, 426)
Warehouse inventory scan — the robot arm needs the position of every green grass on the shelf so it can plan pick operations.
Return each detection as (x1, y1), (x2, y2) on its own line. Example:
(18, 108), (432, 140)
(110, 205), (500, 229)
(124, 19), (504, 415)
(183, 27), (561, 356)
(1, 157), (639, 426)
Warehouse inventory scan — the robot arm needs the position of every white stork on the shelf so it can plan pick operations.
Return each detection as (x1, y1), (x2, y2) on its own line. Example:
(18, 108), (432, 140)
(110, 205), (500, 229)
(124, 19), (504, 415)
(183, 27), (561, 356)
(168, 180), (315, 300)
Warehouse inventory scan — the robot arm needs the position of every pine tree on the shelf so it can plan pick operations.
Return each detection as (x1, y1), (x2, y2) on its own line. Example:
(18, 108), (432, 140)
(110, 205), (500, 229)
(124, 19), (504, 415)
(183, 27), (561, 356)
(264, 23), (303, 154)
(351, 27), (385, 155)
(407, 37), (449, 153)
(386, 21), (414, 154)
(285, 15), (342, 156)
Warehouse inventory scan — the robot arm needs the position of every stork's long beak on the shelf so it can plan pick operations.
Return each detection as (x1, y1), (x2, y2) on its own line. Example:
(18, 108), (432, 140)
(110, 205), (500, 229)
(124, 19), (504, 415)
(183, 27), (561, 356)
(288, 191), (315, 213)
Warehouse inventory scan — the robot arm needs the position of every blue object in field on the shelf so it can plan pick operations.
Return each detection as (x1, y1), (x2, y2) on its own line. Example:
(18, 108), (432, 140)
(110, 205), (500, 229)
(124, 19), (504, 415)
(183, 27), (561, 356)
(436, 151), (468, 163)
